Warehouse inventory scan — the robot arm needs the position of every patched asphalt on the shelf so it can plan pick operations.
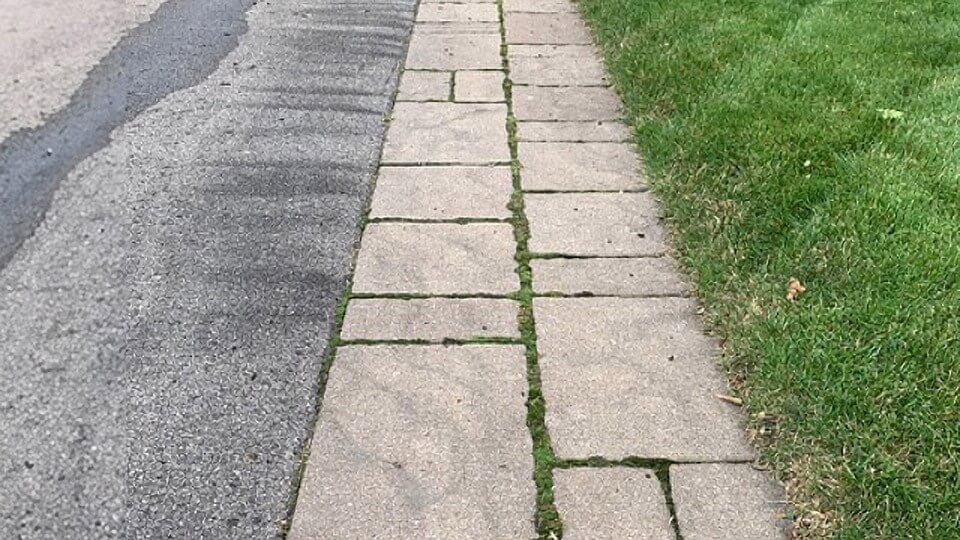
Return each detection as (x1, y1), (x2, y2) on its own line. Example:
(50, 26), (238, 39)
(0, 0), (416, 536)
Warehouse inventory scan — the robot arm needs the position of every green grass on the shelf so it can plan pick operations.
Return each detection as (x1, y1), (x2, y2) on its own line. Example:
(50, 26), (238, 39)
(579, 0), (960, 537)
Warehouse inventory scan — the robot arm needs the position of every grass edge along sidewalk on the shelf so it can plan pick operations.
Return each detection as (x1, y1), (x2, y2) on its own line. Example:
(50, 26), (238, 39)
(580, 0), (960, 537)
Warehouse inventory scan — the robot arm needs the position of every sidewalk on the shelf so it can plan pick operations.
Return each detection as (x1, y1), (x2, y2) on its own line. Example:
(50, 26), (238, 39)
(288, 0), (788, 537)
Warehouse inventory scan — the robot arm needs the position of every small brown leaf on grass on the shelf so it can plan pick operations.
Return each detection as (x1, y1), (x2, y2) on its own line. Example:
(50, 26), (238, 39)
(717, 394), (743, 406)
(786, 277), (806, 301)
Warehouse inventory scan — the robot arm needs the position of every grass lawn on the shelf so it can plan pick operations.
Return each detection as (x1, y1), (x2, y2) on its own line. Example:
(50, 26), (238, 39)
(579, 0), (960, 536)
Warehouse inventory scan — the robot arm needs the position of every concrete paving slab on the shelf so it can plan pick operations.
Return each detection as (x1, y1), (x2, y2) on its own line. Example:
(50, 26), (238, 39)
(382, 102), (509, 163)
(288, 345), (536, 539)
(417, 3), (499, 22)
(525, 193), (666, 256)
(370, 166), (512, 219)
(509, 44), (608, 85)
(406, 32), (501, 69)
(455, 70), (505, 102)
(424, 0), (495, 3)
(413, 21), (500, 34)
(513, 85), (620, 121)
(671, 463), (789, 540)
(535, 297), (755, 461)
(341, 298), (519, 340)
(504, 0), (578, 12)
(520, 142), (641, 191)
(505, 12), (593, 44)
(352, 223), (518, 294)
(397, 70), (451, 101)
(554, 468), (675, 539)
(518, 120), (631, 142)
(531, 257), (687, 296)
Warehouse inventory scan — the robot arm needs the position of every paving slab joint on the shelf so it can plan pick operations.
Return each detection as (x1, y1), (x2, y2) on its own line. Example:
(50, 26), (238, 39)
(510, 82), (612, 88)
(339, 336), (524, 346)
(499, 1), (562, 536)
(553, 455), (758, 469)
(366, 216), (511, 224)
(281, 268), (353, 536)
(350, 291), (514, 300)
(379, 160), (513, 166)
(658, 465), (685, 540)
(533, 291), (689, 299)
(530, 252), (668, 260)
(523, 188), (649, 194)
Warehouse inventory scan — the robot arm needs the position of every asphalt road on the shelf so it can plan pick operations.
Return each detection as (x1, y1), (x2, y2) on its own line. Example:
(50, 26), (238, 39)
(0, 0), (163, 142)
(0, 0), (416, 536)
(0, 0), (254, 269)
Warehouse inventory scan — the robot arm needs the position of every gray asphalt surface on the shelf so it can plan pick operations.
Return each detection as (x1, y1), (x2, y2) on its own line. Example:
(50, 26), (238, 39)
(0, 0), (416, 536)
(0, 0), (253, 269)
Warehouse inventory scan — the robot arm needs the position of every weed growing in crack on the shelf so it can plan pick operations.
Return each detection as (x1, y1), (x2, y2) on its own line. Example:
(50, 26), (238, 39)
(337, 337), (524, 346)
(497, 1), (562, 536)
(280, 276), (352, 535)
